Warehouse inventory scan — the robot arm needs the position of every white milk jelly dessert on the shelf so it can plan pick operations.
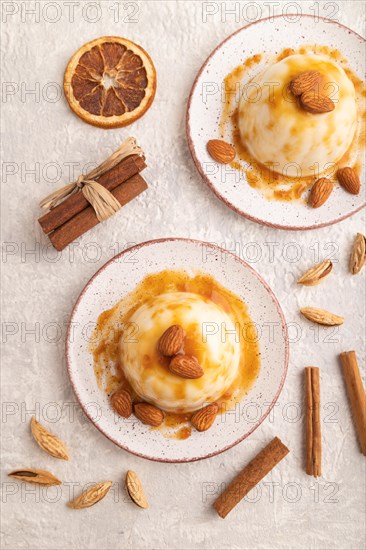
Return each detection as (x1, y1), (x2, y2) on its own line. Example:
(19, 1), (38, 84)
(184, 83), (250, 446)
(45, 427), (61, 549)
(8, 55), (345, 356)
(90, 270), (260, 438)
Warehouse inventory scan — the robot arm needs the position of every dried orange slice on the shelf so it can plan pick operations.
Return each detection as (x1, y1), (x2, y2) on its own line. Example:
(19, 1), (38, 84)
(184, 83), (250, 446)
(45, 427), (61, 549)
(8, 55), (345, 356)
(64, 36), (156, 129)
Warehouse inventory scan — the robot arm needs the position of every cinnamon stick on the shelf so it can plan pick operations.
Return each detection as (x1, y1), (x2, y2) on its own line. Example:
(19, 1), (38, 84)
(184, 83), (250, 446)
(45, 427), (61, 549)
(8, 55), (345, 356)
(39, 155), (146, 234)
(213, 437), (289, 518)
(339, 351), (366, 456)
(305, 367), (321, 477)
(49, 173), (147, 251)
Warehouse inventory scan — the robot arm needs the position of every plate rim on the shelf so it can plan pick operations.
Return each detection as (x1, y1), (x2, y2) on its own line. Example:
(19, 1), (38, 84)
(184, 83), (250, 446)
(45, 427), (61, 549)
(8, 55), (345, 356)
(186, 14), (366, 231)
(65, 237), (289, 462)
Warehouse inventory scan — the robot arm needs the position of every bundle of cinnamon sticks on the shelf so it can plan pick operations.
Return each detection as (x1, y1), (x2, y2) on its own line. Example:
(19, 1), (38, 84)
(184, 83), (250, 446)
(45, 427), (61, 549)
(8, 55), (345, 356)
(38, 150), (147, 251)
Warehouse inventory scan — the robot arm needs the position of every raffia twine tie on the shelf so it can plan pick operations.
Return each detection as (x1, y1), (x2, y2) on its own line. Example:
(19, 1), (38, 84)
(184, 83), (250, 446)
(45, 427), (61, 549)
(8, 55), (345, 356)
(39, 137), (144, 222)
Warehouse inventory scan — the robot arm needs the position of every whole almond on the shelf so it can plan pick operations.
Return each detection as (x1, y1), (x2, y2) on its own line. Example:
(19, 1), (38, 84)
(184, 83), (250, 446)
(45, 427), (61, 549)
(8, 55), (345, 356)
(191, 403), (219, 432)
(158, 325), (185, 356)
(207, 139), (235, 164)
(68, 481), (112, 509)
(337, 167), (360, 195)
(111, 389), (132, 418)
(297, 260), (333, 286)
(350, 233), (366, 274)
(134, 403), (164, 427)
(300, 92), (335, 114)
(169, 354), (204, 379)
(30, 417), (70, 460)
(289, 71), (321, 96)
(300, 307), (344, 326)
(126, 470), (149, 509)
(309, 178), (333, 208)
(9, 468), (61, 486)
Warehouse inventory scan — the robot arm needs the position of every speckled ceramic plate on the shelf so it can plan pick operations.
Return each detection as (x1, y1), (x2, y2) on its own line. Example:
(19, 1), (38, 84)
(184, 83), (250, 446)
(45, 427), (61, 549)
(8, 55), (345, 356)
(187, 15), (365, 230)
(66, 239), (288, 462)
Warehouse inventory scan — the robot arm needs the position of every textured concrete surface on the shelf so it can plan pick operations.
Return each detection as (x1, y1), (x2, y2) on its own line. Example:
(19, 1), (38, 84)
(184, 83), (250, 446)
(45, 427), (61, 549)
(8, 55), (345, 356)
(1, 1), (365, 549)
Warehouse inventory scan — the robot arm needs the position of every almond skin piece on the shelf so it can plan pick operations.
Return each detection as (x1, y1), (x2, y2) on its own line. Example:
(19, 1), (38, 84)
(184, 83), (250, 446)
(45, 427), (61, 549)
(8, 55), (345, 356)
(337, 167), (360, 195)
(300, 92), (335, 114)
(300, 307), (344, 326)
(68, 481), (112, 509)
(31, 417), (70, 460)
(289, 71), (321, 96)
(9, 468), (61, 486)
(207, 139), (235, 164)
(309, 178), (333, 208)
(350, 233), (366, 274)
(169, 354), (204, 379)
(134, 403), (164, 427)
(191, 403), (219, 432)
(126, 470), (149, 509)
(158, 325), (185, 356)
(111, 389), (132, 418)
(297, 260), (333, 286)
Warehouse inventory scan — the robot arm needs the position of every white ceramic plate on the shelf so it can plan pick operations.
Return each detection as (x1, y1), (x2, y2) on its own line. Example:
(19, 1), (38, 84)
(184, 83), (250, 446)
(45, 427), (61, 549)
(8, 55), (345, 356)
(66, 239), (288, 462)
(187, 15), (365, 230)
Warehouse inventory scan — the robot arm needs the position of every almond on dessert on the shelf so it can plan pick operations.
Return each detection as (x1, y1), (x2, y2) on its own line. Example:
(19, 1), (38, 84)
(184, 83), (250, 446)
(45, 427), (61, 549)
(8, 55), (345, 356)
(169, 354), (204, 379)
(191, 403), (219, 432)
(308, 178), (333, 208)
(337, 167), (360, 195)
(207, 139), (235, 164)
(289, 70), (321, 96)
(134, 403), (164, 426)
(300, 92), (335, 114)
(158, 324), (185, 356)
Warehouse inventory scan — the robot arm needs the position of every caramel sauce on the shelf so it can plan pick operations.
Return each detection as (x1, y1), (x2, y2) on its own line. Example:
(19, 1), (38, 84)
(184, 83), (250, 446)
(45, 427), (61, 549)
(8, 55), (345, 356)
(219, 45), (366, 202)
(175, 427), (192, 440)
(276, 48), (295, 61)
(231, 109), (313, 202)
(89, 270), (260, 440)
